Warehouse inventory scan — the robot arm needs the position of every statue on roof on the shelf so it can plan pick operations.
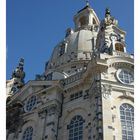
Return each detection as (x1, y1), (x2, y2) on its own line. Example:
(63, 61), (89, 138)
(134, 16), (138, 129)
(11, 58), (25, 82)
(101, 8), (118, 28)
(6, 58), (26, 96)
(105, 8), (111, 17)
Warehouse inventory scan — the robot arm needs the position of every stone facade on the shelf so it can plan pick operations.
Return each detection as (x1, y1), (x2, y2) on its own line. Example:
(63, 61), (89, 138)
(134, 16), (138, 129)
(6, 4), (134, 140)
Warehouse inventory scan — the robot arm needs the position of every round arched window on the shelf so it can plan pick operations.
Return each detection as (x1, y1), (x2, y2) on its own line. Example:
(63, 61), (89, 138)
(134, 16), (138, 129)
(22, 126), (33, 140)
(116, 69), (134, 85)
(69, 115), (84, 140)
(115, 43), (124, 52)
(120, 103), (134, 140)
(79, 16), (87, 26)
(93, 18), (96, 24)
(25, 96), (37, 112)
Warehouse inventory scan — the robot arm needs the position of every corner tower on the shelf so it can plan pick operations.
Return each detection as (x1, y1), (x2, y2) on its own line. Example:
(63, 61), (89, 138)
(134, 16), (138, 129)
(93, 8), (134, 140)
(96, 8), (126, 55)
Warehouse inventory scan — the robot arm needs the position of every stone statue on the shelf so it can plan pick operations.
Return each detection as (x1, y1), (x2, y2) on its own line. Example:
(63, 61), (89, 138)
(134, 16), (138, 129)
(100, 8), (118, 28)
(7, 58), (26, 96)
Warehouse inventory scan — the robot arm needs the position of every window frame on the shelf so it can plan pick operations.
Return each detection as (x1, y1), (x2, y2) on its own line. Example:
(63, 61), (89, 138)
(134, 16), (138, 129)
(24, 95), (37, 112)
(79, 16), (87, 27)
(69, 115), (84, 140)
(115, 42), (124, 52)
(22, 126), (33, 140)
(59, 43), (66, 56)
(116, 69), (134, 85)
(120, 103), (134, 140)
(70, 91), (83, 101)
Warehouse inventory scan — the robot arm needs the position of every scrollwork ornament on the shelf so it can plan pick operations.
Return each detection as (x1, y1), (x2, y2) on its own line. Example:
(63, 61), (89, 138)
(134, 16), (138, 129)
(101, 84), (112, 99)
(38, 108), (47, 119)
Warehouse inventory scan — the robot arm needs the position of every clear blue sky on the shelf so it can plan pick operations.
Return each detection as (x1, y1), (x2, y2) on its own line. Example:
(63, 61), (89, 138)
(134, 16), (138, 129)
(6, 0), (134, 82)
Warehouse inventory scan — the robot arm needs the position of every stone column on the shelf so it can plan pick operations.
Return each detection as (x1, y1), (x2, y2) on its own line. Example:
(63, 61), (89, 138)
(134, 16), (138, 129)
(40, 104), (61, 140)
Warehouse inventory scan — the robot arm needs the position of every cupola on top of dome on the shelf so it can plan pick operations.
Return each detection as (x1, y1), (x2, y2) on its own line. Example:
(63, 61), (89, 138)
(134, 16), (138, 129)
(73, 3), (100, 31)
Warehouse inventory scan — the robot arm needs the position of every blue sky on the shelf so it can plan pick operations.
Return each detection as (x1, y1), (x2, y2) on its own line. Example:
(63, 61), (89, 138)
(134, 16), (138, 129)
(6, 0), (134, 82)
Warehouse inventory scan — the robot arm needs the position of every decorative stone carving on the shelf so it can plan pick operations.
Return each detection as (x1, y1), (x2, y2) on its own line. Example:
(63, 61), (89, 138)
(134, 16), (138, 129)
(11, 58), (25, 81)
(7, 58), (25, 96)
(38, 108), (47, 119)
(122, 91), (131, 97)
(101, 84), (112, 99)
(48, 106), (56, 116)
(101, 8), (118, 28)
(65, 28), (74, 37)
(92, 76), (101, 95)
(38, 104), (60, 118)
(47, 104), (61, 116)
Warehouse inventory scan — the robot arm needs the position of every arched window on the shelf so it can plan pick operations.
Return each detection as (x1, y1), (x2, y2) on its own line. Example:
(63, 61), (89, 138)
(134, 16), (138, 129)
(93, 18), (96, 24)
(120, 103), (134, 140)
(59, 43), (66, 56)
(79, 16), (87, 26)
(69, 115), (84, 140)
(117, 69), (134, 85)
(25, 96), (37, 112)
(22, 126), (33, 140)
(115, 43), (124, 52)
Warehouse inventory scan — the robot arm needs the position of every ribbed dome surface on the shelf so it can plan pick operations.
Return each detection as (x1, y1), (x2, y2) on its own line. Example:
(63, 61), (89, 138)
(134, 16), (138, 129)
(47, 29), (98, 69)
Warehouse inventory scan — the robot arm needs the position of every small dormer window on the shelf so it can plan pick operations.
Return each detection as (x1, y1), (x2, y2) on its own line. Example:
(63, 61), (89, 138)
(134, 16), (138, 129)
(115, 43), (124, 52)
(79, 16), (87, 26)
(59, 43), (66, 56)
(65, 28), (74, 37)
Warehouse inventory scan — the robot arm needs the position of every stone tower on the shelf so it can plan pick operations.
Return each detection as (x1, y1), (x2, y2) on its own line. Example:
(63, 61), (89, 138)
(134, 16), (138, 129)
(6, 4), (134, 140)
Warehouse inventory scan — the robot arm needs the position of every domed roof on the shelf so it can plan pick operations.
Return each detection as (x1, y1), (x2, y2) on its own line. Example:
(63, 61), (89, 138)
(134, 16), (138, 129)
(46, 29), (98, 70)
(45, 5), (100, 77)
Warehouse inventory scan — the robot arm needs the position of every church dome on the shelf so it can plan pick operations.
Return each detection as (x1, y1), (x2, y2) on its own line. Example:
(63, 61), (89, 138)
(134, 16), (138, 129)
(45, 5), (100, 77)
(46, 28), (98, 73)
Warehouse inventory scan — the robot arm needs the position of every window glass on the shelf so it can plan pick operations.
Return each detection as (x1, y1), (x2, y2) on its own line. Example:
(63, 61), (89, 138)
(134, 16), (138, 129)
(26, 96), (37, 112)
(22, 126), (33, 140)
(120, 104), (134, 140)
(70, 91), (83, 101)
(59, 43), (66, 56)
(115, 43), (124, 52)
(118, 69), (134, 84)
(69, 115), (84, 140)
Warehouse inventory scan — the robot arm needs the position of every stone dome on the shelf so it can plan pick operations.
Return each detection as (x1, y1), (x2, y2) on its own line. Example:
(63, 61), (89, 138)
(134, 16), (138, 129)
(45, 5), (100, 77)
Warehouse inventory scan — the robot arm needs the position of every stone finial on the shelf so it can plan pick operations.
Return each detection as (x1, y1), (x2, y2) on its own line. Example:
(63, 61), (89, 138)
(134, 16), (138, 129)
(11, 58), (25, 82)
(100, 8), (118, 27)
(105, 8), (111, 17)
(85, 0), (90, 6)
(6, 58), (26, 95)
